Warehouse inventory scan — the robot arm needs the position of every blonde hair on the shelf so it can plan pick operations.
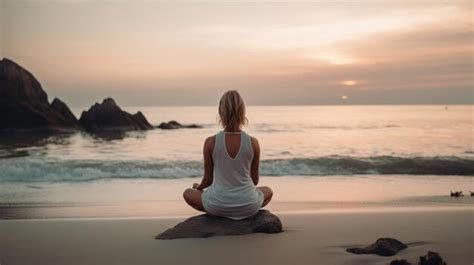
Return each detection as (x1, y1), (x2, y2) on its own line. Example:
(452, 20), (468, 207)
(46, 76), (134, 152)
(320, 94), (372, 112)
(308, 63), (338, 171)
(218, 90), (248, 130)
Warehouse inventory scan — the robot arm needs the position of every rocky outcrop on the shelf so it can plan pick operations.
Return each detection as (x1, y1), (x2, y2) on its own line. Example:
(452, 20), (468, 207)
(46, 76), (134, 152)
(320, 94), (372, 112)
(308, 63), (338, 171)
(346, 238), (407, 256)
(157, 120), (202, 130)
(79, 98), (153, 133)
(450, 191), (463, 197)
(0, 58), (47, 103)
(0, 58), (81, 133)
(389, 251), (447, 265)
(419, 251), (446, 265)
(156, 210), (283, 240)
(51, 98), (78, 123)
(390, 260), (412, 265)
(0, 58), (156, 135)
(132, 112), (151, 128)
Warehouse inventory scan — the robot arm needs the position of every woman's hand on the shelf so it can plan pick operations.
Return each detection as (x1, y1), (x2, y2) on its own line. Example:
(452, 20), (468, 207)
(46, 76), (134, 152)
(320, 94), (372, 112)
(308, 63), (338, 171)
(192, 183), (200, 189)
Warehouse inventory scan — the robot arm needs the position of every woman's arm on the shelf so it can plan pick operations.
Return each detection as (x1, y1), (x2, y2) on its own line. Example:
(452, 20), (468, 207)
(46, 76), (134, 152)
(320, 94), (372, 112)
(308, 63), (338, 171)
(250, 137), (260, 185)
(195, 136), (214, 190)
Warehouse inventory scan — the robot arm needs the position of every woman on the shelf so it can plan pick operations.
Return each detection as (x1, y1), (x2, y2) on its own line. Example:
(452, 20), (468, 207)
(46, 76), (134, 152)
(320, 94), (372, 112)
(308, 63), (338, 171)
(183, 90), (273, 220)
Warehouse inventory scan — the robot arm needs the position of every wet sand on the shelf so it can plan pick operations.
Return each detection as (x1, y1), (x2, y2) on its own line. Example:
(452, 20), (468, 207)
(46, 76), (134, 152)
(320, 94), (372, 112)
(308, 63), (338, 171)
(1, 208), (472, 265)
(1, 175), (472, 219)
(1, 176), (472, 264)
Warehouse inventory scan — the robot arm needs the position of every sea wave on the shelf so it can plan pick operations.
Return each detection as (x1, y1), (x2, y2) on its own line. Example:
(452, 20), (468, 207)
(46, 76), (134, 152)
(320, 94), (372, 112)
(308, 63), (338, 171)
(251, 124), (400, 133)
(0, 155), (472, 183)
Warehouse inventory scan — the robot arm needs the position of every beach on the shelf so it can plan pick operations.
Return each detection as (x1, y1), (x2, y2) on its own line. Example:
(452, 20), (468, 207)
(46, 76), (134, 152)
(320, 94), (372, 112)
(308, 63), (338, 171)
(1, 0), (473, 262)
(1, 208), (472, 265)
(1, 175), (472, 219)
(1, 176), (473, 265)
(1, 105), (473, 264)
(2, 0), (473, 263)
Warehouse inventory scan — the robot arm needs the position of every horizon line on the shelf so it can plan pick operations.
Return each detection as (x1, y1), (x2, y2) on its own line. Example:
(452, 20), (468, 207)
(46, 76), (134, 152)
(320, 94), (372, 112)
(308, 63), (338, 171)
(68, 103), (474, 109)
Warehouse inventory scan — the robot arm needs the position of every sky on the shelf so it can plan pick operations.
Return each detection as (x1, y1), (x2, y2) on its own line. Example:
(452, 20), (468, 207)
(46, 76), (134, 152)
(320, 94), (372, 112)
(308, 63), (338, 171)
(1, 0), (473, 107)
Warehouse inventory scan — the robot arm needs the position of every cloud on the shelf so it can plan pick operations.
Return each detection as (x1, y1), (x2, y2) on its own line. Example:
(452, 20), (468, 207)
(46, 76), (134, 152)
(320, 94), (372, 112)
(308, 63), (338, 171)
(2, 0), (472, 106)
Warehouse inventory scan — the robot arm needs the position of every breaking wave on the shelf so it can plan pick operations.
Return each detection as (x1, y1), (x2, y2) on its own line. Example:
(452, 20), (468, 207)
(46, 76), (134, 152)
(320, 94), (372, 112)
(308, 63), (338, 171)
(0, 155), (472, 183)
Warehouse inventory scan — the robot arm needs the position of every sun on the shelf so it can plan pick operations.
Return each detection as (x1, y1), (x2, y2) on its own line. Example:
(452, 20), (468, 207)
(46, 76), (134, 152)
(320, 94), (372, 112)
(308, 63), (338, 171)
(340, 80), (358, 86)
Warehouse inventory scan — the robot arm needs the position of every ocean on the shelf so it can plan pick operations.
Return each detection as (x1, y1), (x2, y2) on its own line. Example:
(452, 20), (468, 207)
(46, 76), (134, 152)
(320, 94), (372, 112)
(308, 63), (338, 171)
(0, 105), (472, 183)
(0, 104), (473, 219)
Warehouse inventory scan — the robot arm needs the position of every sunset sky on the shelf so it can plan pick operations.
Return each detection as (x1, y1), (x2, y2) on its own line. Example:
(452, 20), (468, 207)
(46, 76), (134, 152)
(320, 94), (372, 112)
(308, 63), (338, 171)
(1, 0), (472, 106)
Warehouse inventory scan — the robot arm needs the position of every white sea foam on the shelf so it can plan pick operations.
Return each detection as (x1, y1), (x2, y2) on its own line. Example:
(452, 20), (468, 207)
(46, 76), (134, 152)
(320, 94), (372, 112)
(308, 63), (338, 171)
(0, 156), (472, 183)
(0, 105), (472, 183)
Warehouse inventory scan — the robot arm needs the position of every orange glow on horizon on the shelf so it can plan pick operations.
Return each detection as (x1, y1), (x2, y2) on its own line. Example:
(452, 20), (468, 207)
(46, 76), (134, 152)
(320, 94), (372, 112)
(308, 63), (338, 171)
(340, 80), (358, 86)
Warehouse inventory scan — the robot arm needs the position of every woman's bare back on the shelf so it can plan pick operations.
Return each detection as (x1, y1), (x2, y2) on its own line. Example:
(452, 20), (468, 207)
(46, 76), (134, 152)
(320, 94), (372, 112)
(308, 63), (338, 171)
(224, 133), (242, 159)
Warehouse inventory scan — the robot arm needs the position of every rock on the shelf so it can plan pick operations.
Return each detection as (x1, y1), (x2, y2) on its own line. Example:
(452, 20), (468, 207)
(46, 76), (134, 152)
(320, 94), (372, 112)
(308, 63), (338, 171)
(185, 124), (202, 129)
(79, 98), (153, 133)
(51, 98), (78, 124)
(0, 58), (81, 133)
(419, 251), (446, 265)
(157, 120), (181, 129)
(389, 251), (447, 265)
(157, 120), (202, 130)
(450, 191), (463, 197)
(390, 260), (412, 265)
(0, 58), (48, 103)
(156, 209), (283, 240)
(346, 238), (407, 256)
(132, 111), (150, 127)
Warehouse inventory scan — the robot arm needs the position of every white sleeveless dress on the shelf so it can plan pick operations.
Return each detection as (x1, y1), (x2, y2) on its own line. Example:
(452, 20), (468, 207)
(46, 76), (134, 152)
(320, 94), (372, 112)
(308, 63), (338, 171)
(202, 130), (264, 220)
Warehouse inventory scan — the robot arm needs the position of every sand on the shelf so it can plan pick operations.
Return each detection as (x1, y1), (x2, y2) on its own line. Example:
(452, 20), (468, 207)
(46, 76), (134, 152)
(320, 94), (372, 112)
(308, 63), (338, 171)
(1, 176), (472, 264)
(1, 208), (472, 265)
(1, 175), (472, 219)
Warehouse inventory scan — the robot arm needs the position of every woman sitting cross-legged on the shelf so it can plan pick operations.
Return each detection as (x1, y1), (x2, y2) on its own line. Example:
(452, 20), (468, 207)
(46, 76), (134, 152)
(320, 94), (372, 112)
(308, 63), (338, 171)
(183, 90), (273, 220)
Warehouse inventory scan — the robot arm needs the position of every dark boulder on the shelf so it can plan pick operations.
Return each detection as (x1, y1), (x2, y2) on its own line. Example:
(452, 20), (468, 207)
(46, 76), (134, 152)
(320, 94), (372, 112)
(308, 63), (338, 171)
(0, 58), (47, 103)
(79, 98), (153, 133)
(389, 251), (447, 265)
(157, 120), (181, 129)
(156, 209), (283, 240)
(450, 191), (463, 197)
(346, 238), (407, 256)
(390, 260), (412, 265)
(132, 111), (150, 127)
(51, 98), (78, 124)
(419, 251), (446, 265)
(157, 120), (202, 130)
(0, 58), (81, 133)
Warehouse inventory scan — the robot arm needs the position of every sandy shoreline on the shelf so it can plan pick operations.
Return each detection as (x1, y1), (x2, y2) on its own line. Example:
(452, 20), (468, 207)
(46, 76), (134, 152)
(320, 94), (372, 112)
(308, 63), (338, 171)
(1, 208), (472, 265)
(1, 175), (472, 219)
(1, 176), (472, 264)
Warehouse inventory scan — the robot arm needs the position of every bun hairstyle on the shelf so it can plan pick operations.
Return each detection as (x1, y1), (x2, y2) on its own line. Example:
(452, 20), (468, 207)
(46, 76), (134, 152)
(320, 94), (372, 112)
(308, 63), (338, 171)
(218, 90), (248, 130)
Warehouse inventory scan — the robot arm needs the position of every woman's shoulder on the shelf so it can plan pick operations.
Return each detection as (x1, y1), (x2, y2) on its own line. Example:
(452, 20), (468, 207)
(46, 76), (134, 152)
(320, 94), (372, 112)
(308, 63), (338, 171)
(244, 131), (258, 142)
(203, 135), (217, 154)
(245, 132), (259, 151)
(204, 134), (216, 145)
